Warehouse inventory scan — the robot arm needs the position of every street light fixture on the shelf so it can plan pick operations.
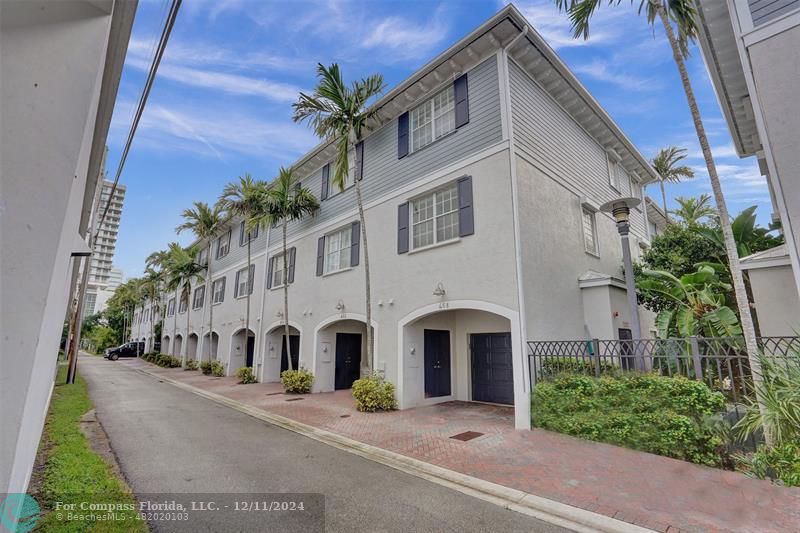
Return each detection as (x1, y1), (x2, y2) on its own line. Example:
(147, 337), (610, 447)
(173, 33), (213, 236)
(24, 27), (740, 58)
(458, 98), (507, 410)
(599, 197), (643, 349)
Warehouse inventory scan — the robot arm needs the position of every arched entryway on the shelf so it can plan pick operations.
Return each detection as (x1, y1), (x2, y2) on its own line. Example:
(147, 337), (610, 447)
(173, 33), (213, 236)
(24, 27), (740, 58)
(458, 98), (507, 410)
(173, 334), (183, 357)
(162, 335), (170, 355)
(230, 328), (256, 374)
(262, 322), (302, 382)
(398, 301), (530, 430)
(313, 315), (376, 393)
(187, 333), (199, 361)
(201, 331), (219, 362)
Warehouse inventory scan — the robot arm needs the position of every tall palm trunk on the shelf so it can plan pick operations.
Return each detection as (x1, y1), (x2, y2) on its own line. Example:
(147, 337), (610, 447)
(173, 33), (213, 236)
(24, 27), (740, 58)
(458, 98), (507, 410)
(354, 176), (373, 372)
(245, 238), (251, 367)
(659, 179), (670, 224)
(172, 288), (178, 356)
(184, 282), (191, 367)
(206, 241), (213, 362)
(282, 221), (293, 371)
(149, 295), (154, 352)
(654, 3), (769, 443)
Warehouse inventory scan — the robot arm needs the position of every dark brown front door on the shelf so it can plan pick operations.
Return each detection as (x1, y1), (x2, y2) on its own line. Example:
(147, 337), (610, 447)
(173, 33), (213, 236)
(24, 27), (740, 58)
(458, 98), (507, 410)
(335, 333), (361, 390)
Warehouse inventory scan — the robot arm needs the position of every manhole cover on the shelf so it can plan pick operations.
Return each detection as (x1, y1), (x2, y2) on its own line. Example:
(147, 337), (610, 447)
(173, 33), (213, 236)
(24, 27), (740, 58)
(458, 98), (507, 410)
(285, 397), (304, 402)
(450, 431), (484, 442)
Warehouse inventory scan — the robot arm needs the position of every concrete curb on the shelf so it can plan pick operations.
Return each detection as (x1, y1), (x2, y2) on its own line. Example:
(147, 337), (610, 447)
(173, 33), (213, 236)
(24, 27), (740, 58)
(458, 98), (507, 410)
(132, 364), (653, 533)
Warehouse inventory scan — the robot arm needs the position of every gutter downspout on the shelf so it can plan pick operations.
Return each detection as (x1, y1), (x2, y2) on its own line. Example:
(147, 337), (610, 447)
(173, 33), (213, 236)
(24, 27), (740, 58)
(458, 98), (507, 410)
(501, 26), (532, 430)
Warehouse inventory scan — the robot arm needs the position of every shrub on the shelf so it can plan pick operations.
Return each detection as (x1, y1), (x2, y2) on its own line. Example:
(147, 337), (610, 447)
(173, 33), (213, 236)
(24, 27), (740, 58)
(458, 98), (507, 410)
(539, 356), (616, 379)
(236, 366), (256, 384)
(352, 372), (397, 412)
(200, 361), (213, 375)
(185, 359), (198, 371)
(211, 361), (225, 377)
(532, 373), (726, 466)
(736, 443), (800, 487)
(168, 356), (182, 368)
(281, 368), (314, 393)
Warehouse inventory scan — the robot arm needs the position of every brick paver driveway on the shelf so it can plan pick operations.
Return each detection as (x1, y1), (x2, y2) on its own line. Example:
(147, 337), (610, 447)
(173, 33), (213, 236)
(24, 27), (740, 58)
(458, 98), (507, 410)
(123, 358), (800, 532)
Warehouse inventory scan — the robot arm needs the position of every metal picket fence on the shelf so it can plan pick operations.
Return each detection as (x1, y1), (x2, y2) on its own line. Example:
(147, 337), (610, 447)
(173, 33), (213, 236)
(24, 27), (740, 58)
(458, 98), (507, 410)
(527, 336), (800, 405)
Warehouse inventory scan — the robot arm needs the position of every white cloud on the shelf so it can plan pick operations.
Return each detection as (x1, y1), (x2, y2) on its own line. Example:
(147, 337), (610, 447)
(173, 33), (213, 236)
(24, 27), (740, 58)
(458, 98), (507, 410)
(362, 9), (449, 61)
(573, 59), (658, 91)
(512, 0), (629, 49)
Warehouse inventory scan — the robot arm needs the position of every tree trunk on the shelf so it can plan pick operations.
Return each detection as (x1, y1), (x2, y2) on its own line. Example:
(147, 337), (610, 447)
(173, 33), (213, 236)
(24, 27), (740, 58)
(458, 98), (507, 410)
(656, 4), (769, 444)
(659, 178), (670, 224)
(245, 238), (251, 369)
(207, 241), (213, 362)
(183, 282), (190, 368)
(282, 221), (293, 371)
(354, 176), (372, 373)
(173, 288), (178, 356)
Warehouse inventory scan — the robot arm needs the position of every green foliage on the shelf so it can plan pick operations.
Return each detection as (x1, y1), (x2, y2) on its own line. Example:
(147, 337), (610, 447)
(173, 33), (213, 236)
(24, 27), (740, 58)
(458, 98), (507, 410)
(185, 359), (198, 371)
(281, 368), (314, 393)
(539, 356), (616, 378)
(149, 353), (181, 368)
(88, 326), (118, 352)
(671, 194), (716, 225)
(637, 264), (742, 338)
(532, 373), (726, 466)
(695, 205), (783, 259)
(236, 366), (256, 384)
(352, 372), (397, 412)
(200, 360), (213, 375)
(211, 361), (225, 377)
(34, 366), (147, 531)
(736, 443), (800, 486)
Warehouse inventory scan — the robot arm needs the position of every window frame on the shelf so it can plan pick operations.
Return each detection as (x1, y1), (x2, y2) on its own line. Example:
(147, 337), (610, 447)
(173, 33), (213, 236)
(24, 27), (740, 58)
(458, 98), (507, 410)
(216, 229), (232, 259)
(239, 220), (259, 247)
(328, 153), (356, 198)
(409, 182), (460, 251)
(581, 206), (600, 257)
(197, 247), (208, 266)
(270, 253), (288, 289)
(234, 265), (254, 298)
(323, 226), (352, 275)
(178, 294), (188, 314)
(211, 277), (226, 305)
(192, 285), (205, 310)
(167, 298), (175, 317)
(409, 84), (456, 153)
(607, 154), (620, 192)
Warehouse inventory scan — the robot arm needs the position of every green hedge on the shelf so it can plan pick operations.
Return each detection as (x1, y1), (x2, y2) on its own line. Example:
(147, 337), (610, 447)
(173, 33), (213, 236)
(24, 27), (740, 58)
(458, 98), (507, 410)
(532, 373), (726, 466)
(236, 366), (256, 384)
(352, 373), (397, 412)
(538, 356), (616, 378)
(737, 443), (800, 487)
(281, 368), (314, 393)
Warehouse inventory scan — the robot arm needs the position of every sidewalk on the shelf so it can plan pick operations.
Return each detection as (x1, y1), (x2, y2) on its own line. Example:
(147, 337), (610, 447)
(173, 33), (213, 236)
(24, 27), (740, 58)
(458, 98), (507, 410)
(122, 358), (799, 532)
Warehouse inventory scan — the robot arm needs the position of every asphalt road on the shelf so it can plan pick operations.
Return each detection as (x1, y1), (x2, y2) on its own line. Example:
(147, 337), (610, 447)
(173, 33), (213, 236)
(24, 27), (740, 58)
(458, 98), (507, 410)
(80, 356), (568, 533)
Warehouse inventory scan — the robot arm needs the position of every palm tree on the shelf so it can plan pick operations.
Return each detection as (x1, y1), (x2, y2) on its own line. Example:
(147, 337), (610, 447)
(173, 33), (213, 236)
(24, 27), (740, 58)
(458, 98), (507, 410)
(165, 243), (204, 366)
(141, 267), (163, 353)
(176, 201), (226, 362)
(219, 175), (265, 362)
(555, 0), (768, 443)
(292, 63), (385, 372)
(651, 146), (695, 223)
(671, 194), (716, 225)
(146, 248), (170, 352)
(252, 167), (319, 371)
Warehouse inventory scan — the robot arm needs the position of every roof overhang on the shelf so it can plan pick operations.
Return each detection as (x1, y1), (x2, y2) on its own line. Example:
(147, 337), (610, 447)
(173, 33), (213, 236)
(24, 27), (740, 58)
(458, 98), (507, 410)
(695, 0), (761, 157)
(578, 270), (627, 290)
(645, 196), (668, 228)
(290, 4), (658, 185)
(740, 244), (791, 270)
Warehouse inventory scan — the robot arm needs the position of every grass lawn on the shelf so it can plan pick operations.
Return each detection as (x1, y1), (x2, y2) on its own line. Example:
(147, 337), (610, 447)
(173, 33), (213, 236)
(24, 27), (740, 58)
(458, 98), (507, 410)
(31, 365), (147, 532)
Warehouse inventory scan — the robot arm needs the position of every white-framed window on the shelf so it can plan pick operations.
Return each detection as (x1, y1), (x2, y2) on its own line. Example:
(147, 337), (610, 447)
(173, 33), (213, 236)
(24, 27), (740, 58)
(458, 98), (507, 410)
(216, 229), (231, 259)
(270, 253), (287, 288)
(167, 298), (175, 317)
(607, 154), (620, 191)
(198, 247), (208, 266)
(324, 227), (352, 274)
(234, 265), (255, 298)
(178, 295), (188, 314)
(143, 309), (149, 322)
(411, 183), (459, 249)
(329, 152), (356, 197)
(582, 207), (599, 256)
(410, 85), (455, 153)
(192, 286), (205, 309)
(239, 221), (259, 246)
(212, 277), (225, 304)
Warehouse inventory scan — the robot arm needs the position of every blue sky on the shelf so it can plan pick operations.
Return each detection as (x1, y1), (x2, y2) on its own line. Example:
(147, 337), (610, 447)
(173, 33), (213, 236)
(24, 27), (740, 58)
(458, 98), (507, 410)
(107, 0), (772, 279)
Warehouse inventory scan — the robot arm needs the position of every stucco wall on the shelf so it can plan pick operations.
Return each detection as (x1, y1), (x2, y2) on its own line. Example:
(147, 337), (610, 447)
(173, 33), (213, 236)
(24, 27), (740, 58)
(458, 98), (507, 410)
(748, 265), (800, 336)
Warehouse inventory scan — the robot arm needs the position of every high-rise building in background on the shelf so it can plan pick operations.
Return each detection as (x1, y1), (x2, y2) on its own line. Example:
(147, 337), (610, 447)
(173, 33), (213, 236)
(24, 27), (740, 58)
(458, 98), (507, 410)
(83, 180), (126, 318)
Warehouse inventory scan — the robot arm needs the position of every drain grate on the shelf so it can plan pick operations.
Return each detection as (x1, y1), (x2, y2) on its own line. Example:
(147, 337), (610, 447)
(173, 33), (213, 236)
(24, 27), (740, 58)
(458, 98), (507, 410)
(450, 431), (484, 442)
(266, 392), (283, 396)
(340, 414), (350, 418)
(285, 397), (304, 402)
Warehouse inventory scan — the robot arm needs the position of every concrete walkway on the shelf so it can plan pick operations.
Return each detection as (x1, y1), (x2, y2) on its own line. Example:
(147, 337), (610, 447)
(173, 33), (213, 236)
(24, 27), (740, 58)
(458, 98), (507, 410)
(122, 357), (800, 532)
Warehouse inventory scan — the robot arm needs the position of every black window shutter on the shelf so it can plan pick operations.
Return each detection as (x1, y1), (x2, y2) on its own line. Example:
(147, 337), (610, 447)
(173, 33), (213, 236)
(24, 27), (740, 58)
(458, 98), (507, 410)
(397, 202), (409, 254)
(355, 141), (364, 181)
(288, 247), (296, 283)
(397, 112), (409, 159)
(248, 264), (255, 294)
(316, 236), (325, 276)
(350, 221), (360, 267)
(454, 73), (469, 128)
(220, 277), (226, 302)
(457, 176), (474, 237)
(234, 270), (241, 298)
(266, 256), (274, 289)
(321, 164), (330, 200)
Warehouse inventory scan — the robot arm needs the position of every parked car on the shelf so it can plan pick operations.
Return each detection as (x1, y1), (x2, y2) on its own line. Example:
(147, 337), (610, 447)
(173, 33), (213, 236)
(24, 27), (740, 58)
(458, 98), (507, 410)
(105, 341), (144, 360)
